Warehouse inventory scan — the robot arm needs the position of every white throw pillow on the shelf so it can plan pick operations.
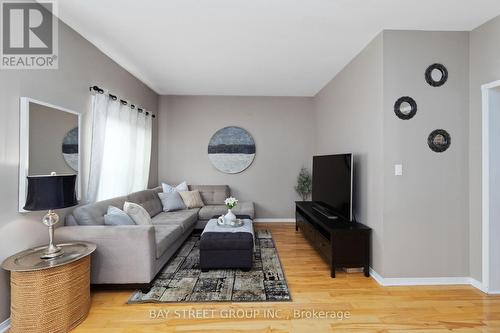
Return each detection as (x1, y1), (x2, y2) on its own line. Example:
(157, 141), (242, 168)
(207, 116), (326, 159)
(123, 201), (151, 225)
(162, 181), (188, 193)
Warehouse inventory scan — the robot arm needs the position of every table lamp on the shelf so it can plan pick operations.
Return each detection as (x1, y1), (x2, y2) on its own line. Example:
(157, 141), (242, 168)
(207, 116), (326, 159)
(23, 173), (78, 259)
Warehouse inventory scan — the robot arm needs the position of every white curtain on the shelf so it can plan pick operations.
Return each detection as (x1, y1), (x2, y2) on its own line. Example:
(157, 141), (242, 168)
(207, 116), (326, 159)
(87, 92), (152, 202)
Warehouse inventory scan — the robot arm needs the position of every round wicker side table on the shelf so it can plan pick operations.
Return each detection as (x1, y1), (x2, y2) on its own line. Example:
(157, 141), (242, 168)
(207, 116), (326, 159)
(1, 242), (96, 333)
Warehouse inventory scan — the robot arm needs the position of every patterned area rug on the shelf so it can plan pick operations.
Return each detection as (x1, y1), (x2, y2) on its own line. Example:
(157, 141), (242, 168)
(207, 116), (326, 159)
(128, 230), (291, 303)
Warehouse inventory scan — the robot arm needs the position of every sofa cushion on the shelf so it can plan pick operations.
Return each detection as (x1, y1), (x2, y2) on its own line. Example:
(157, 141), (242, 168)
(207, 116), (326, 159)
(151, 209), (199, 232)
(198, 202), (255, 220)
(127, 189), (163, 217)
(158, 191), (186, 212)
(198, 205), (226, 220)
(154, 225), (184, 258)
(188, 185), (230, 205)
(65, 215), (78, 226)
(71, 195), (127, 225)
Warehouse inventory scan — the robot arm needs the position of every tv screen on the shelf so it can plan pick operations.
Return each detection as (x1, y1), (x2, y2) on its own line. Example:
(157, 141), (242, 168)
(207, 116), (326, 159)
(312, 154), (353, 221)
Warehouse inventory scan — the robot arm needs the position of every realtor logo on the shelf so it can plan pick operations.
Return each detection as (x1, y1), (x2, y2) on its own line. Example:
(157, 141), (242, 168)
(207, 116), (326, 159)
(1, 0), (58, 69)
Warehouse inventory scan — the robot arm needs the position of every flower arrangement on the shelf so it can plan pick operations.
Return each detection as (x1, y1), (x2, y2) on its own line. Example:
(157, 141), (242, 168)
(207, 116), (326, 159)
(224, 197), (238, 209)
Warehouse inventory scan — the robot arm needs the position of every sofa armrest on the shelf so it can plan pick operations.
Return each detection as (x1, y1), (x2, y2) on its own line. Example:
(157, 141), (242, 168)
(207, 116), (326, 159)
(233, 201), (255, 219)
(55, 225), (156, 284)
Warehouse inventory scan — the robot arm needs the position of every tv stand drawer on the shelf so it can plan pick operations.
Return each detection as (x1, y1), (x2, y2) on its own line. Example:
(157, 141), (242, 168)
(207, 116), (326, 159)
(296, 209), (331, 263)
(316, 233), (331, 264)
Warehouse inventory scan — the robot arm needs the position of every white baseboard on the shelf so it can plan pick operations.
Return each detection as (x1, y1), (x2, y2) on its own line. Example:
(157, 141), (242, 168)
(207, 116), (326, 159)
(487, 290), (500, 295)
(254, 218), (295, 223)
(369, 268), (385, 285)
(0, 318), (10, 333)
(380, 276), (472, 286)
(469, 278), (488, 293)
(369, 268), (486, 290)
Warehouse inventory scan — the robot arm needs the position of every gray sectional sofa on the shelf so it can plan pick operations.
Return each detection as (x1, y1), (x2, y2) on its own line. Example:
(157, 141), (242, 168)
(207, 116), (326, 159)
(55, 185), (254, 286)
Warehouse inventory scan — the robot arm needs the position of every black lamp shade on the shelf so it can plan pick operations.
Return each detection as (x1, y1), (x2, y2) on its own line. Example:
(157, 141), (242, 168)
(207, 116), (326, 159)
(23, 174), (78, 211)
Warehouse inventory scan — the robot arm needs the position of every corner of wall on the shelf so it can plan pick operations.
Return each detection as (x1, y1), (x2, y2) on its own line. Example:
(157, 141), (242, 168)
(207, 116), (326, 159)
(311, 30), (386, 275)
(467, 14), (500, 283)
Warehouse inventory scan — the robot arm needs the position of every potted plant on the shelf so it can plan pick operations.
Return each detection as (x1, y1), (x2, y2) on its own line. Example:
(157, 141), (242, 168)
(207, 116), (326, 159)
(295, 167), (312, 201)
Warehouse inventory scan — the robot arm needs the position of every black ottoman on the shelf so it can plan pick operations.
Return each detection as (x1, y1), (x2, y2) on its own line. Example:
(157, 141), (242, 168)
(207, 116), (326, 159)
(200, 217), (254, 272)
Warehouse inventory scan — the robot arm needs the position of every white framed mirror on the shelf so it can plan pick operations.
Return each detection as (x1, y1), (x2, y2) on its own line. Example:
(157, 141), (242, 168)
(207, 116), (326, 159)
(19, 97), (82, 212)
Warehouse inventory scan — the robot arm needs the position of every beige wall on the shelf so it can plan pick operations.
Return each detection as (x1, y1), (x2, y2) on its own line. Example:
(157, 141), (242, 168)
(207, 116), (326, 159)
(314, 33), (385, 274)
(158, 95), (314, 218)
(1, 12), (498, 325)
(313, 30), (470, 278)
(158, 29), (473, 279)
(382, 30), (469, 278)
(469, 15), (500, 281)
(0, 19), (158, 322)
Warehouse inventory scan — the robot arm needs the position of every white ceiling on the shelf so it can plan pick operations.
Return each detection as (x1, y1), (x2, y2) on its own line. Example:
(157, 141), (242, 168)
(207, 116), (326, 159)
(58, 0), (500, 96)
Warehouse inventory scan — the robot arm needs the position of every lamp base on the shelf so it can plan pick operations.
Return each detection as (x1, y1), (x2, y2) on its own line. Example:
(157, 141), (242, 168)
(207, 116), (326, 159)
(40, 210), (64, 259)
(40, 244), (64, 259)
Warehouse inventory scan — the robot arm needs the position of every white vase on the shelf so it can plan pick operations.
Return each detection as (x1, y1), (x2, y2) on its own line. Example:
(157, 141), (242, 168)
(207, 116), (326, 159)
(224, 209), (236, 224)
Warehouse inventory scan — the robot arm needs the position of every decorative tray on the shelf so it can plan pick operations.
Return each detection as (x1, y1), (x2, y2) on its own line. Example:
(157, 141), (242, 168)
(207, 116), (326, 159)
(1, 242), (97, 272)
(217, 218), (245, 228)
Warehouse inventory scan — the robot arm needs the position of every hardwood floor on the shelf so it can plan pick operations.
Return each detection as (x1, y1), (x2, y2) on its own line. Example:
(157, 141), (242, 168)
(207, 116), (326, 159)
(73, 223), (500, 332)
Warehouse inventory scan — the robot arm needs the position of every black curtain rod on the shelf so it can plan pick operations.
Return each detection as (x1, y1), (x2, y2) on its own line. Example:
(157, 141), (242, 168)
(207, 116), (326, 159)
(89, 85), (156, 118)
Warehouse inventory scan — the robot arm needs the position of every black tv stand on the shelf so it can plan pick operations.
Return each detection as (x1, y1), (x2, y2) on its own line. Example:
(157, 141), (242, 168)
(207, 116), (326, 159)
(312, 204), (339, 220)
(296, 201), (371, 278)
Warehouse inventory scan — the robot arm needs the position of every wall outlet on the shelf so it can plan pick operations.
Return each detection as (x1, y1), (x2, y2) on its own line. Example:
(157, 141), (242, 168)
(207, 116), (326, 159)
(395, 164), (403, 176)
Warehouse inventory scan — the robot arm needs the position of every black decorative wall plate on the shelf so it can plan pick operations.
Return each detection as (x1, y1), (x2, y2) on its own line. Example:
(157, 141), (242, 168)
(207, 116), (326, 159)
(394, 96), (417, 120)
(425, 63), (448, 87)
(428, 129), (451, 152)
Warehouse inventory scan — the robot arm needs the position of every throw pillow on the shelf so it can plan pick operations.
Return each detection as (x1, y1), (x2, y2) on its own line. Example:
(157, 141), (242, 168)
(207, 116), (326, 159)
(123, 201), (152, 225)
(158, 191), (186, 212)
(162, 181), (188, 193)
(179, 190), (205, 209)
(104, 206), (135, 226)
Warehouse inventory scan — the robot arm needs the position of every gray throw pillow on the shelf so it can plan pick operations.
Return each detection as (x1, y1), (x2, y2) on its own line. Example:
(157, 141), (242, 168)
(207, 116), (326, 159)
(104, 206), (135, 226)
(158, 191), (187, 212)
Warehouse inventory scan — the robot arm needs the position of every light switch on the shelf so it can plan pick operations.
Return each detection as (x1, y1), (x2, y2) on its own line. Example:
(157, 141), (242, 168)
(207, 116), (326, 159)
(395, 164), (403, 176)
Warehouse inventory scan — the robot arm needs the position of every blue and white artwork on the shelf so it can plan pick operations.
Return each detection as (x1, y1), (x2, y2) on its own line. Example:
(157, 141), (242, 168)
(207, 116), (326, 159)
(62, 127), (79, 172)
(208, 126), (256, 174)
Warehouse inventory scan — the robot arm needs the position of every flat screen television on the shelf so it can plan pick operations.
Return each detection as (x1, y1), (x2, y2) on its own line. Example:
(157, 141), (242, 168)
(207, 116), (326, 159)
(312, 154), (353, 222)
